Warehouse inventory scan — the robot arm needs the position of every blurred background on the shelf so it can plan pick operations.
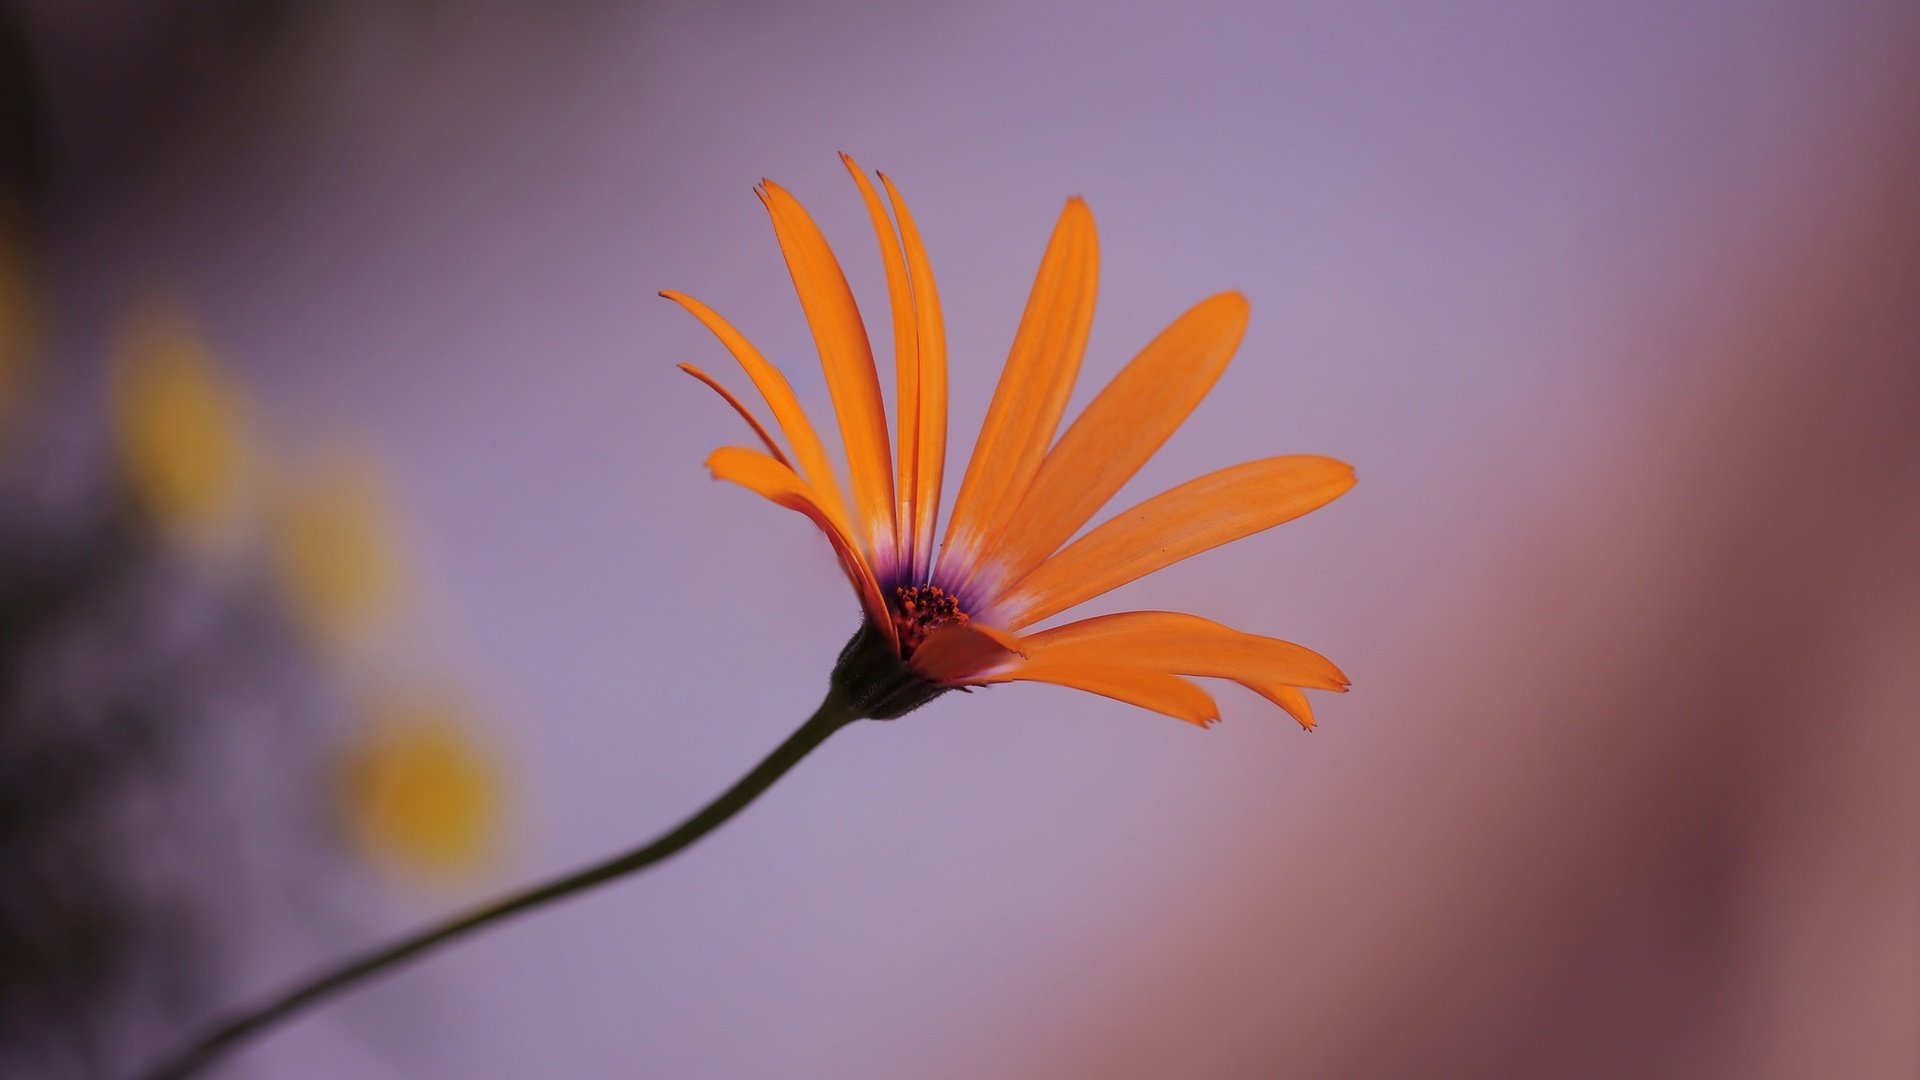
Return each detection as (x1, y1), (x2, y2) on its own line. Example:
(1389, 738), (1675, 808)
(2, 1), (1915, 1077)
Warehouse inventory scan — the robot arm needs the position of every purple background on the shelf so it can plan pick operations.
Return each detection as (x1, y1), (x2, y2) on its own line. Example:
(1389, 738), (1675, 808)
(14, 1), (1919, 1076)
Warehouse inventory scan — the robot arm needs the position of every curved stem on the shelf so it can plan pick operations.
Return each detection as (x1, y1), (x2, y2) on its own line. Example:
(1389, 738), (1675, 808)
(139, 689), (860, 1080)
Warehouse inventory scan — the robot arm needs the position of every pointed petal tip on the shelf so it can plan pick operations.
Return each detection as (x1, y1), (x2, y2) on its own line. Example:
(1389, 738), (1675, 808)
(1210, 289), (1252, 319)
(1159, 700), (1225, 729)
(1291, 455), (1359, 496)
(1323, 457), (1359, 491)
(970, 621), (1030, 660)
(1174, 697), (1223, 728)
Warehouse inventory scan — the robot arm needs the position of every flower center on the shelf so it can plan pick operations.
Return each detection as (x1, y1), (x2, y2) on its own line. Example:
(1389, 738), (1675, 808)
(891, 584), (969, 653)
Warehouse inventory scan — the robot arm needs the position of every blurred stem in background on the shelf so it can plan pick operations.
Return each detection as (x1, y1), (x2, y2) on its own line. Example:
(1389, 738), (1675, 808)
(1, 270), (510, 1075)
(141, 688), (861, 1080)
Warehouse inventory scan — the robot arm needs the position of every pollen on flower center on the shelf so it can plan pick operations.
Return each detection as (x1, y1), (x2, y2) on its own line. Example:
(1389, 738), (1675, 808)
(891, 584), (969, 653)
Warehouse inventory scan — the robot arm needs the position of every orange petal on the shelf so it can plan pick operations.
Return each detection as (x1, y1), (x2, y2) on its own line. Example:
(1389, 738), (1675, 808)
(1020, 610), (1349, 691)
(908, 621), (1023, 684)
(661, 291), (852, 539)
(994, 456), (1357, 628)
(758, 180), (897, 565)
(676, 363), (789, 467)
(963, 619), (1028, 660)
(983, 292), (1248, 590)
(1245, 682), (1317, 730)
(705, 446), (891, 638)
(881, 170), (948, 583)
(977, 655), (1219, 727)
(938, 198), (1098, 588)
(841, 154), (919, 574)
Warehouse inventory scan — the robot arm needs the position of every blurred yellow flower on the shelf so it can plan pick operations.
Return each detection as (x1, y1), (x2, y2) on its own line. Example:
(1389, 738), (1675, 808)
(270, 453), (405, 649)
(341, 697), (503, 878)
(0, 203), (38, 452)
(110, 305), (251, 539)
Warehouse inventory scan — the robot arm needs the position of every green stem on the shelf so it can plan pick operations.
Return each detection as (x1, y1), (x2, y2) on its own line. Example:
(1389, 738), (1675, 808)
(139, 689), (860, 1080)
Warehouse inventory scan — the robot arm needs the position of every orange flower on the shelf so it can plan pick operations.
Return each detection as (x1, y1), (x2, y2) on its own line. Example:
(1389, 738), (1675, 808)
(668, 155), (1354, 727)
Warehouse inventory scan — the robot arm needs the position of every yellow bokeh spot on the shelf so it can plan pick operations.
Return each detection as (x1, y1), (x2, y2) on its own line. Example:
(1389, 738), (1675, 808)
(271, 453), (405, 649)
(110, 305), (251, 538)
(341, 699), (503, 878)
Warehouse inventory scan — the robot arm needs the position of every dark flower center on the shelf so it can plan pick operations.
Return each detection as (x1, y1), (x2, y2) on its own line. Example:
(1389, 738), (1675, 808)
(891, 584), (969, 654)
